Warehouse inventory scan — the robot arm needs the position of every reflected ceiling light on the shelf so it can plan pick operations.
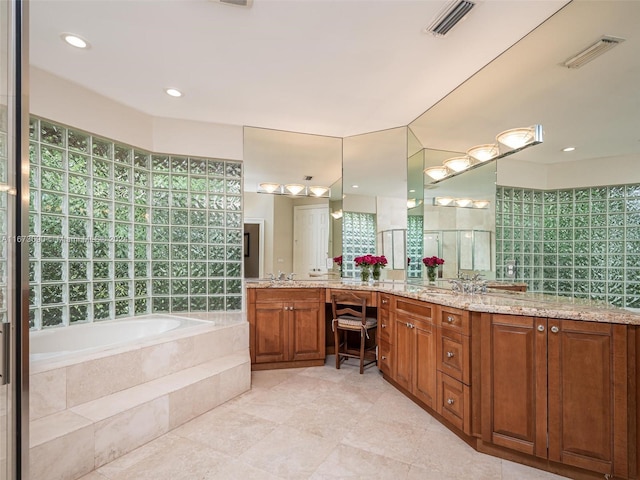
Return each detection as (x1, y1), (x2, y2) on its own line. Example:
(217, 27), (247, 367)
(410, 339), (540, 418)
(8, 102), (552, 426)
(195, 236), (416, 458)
(61, 33), (89, 49)
(409, 189), (415, 193)
(473, 200), (490, 208)
(407, 199), (423, 209)
(424, 166), (449, 181)
(443, 156), (472, 172)
(562, 146), (576, 152)
(259, 182), (280, 193)
(285, 184), (305, 195)
(351, 184), (359, 189)
(309, 186), (329, 197)
(496, 126), (538, 149)
(455, 198), (472, 207)
(330, 209), (343, 219)
(435, 197), (454, 206)
(467, 144), (499, 162)
(165, 88), (183, 98)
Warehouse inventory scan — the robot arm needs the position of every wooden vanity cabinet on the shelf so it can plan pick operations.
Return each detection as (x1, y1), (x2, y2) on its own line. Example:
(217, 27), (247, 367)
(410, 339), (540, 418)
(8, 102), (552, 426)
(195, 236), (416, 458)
(377, 293), (393, 376)
(393, 297), (437, 409)
(481, 314), (629, 477)
(248, 288), (325, 370)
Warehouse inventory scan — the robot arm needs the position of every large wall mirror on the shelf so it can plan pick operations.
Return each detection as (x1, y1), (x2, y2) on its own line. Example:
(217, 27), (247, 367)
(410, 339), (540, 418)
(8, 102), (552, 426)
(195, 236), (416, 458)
(243, 127), (342, 279)
(342, 127), (407, 280)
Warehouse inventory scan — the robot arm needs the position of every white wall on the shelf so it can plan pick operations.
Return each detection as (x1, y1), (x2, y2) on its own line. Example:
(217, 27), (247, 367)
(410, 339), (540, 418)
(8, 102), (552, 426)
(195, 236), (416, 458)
(498, 155), (640, 190)
(30, 67), (244, 160)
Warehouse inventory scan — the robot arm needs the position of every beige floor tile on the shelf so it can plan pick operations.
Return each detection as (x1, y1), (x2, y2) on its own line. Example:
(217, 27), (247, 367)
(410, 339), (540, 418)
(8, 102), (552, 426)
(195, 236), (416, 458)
(310, 444), (411, 479)
(77, 472), (109, 480)
(251, 369), (300, 389)
(502, 459), (570, 479)
(239, 424), (337, 480)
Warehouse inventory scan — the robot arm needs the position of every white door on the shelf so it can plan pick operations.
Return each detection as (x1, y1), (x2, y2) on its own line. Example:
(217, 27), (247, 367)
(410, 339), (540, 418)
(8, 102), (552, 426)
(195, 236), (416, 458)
(293, 205), (329, 278)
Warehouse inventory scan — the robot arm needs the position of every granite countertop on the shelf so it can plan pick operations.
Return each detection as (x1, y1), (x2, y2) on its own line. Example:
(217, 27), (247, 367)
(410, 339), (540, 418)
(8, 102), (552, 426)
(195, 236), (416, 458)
(245, 279), (640, 326)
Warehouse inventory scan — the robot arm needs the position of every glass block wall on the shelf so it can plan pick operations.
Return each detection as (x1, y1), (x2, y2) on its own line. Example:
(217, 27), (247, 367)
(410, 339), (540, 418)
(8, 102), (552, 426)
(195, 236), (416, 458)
(28, 117), (243, 330)
(342, 212), (376, 278)
(496, 184), (640, 308)
(407, 214), (423, 278)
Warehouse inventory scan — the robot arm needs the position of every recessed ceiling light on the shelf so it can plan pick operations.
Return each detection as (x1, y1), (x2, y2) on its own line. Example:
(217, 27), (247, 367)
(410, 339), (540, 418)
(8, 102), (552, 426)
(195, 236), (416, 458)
(409, 189), (415, 193)
(165, 88), (183, 98)
(351, 184), (359, 189)
(61, 33), (89, 49)
(562, 146), (576, 152)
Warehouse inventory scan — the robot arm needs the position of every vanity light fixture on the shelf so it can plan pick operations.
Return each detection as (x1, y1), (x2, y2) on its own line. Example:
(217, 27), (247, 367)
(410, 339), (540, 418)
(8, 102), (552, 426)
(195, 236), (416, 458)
(407, 199), (423, 209)
(443, 156), (473, 173)
(496, 126), (537, 150)
(434, 197), (489, 209)
(426, 125), (543, 185)
(466, 143), (499, 162)
(424, 166), (450, 181)
(434, 197), (454, 206)
(61, 33), (89, 49)
(165, 88), (183, 98)
(309, 186), (329, 197)
(330, 209), (343, 219)
(284, 184), (305, 195)
(259, 182), (280, 193)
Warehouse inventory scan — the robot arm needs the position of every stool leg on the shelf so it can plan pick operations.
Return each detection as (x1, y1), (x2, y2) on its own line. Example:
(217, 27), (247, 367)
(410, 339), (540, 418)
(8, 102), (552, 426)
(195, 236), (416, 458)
(334, 326), (340, 369)
(359, 332), (365, 374)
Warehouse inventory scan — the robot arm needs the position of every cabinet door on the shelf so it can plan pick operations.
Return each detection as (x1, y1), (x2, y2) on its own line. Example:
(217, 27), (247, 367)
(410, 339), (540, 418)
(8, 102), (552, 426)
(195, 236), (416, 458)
(394, 319), (413, 391)
(481, 314), (547, 457)
(289, 301), (324, 361)
(254, 302), (288, 363)
(548, 320), (626, 476)
(414, 321), (436, 408)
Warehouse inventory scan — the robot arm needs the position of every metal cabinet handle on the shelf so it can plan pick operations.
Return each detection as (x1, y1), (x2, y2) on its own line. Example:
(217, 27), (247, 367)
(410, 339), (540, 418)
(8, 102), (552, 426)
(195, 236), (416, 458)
(447, 398), (455, 405)
(550, 326), (559, 334)
(447, 316), (454, 323)
(381, 323), (386, 328)
(446, 351), (455, 358)
(382, 298), (388, 304)
(381, 355), (387, 360)
(537, 325), (545, 332)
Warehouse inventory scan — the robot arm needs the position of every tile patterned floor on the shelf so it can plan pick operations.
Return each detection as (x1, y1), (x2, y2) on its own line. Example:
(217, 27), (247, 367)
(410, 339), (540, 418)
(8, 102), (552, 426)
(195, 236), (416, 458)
(79, 358), (567, 479)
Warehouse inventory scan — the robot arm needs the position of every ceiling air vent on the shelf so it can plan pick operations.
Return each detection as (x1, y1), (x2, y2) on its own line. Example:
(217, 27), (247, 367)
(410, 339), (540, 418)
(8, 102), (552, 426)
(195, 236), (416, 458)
(426, 0), (475, 37)
(214, 0), (253, 7)
(563, 35), (625, 69)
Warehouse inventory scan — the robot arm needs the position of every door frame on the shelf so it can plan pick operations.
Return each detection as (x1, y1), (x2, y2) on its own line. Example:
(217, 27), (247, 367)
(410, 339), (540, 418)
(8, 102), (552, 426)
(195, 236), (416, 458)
(244, 218), (265, 279)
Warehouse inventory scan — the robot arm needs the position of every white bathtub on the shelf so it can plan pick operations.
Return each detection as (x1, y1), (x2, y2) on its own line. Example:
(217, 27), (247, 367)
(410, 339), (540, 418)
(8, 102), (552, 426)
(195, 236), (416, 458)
(29, 314), (209, 362)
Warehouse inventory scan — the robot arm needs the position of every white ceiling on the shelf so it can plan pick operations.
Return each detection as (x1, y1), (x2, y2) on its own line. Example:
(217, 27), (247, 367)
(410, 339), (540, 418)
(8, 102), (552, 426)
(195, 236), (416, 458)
(30, 0), (568, 138)
(29, 0), (640, 195)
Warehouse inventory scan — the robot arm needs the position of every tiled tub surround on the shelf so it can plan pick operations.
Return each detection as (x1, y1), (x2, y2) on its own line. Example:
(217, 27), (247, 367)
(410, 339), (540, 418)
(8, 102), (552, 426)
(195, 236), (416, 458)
(28, 117), (243, 330)
(496, 184), (640, 309)
(29, 312), (250, 480)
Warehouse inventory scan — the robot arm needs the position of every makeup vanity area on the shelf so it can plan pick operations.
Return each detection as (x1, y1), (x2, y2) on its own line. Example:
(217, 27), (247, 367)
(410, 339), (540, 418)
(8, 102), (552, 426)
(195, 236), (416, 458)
(246, 280), (640, 480)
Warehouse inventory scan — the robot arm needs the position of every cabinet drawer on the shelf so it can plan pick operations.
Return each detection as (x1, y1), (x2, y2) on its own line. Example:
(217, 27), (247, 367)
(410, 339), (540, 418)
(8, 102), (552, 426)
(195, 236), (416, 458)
(378, 306), (393, 344)
(255, 288), (321, 303)
(396, 298), (433, 320)
(437, 372), (470, 435)
(379, 293), (392, 310)
(437, 330), (470, 384)
(326, 289), (377, 307)
(438, 306), (470, 335)
(378, 339), (392, 376)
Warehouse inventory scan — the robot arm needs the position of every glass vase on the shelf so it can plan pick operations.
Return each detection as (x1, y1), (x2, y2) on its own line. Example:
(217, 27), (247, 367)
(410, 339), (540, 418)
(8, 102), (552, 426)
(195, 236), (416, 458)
(427, 266), (437, 282)
(360, 265), (371, 283)
(373, 264), (381, 281)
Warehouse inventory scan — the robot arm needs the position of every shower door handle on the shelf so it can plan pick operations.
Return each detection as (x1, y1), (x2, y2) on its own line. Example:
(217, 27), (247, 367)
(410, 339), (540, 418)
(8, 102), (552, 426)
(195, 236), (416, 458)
(0, 322), (9, 385)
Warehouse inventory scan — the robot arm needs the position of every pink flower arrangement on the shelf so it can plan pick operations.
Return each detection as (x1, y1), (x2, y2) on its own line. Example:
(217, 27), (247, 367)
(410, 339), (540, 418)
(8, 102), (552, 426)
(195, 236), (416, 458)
(354, 255), (387, 267)
(422, 256), (445, 268)
(333, 255), (343, 266)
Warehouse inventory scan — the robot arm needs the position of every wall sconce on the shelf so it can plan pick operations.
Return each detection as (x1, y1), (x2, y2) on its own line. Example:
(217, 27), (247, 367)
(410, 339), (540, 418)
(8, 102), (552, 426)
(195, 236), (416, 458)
(330, 209), (343, 219)
(258, 182), (331, 198)
(424, 124), (543, 183)
(434, 197), (490, 209)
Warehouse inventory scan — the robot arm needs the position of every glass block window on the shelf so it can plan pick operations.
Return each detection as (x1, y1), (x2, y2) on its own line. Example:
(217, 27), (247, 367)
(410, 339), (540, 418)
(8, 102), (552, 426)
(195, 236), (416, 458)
(407, 214), (423, 278)
(496, 184), (640, 309)
(342, 212), (376, 278)
(29, 117), (243, 330)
